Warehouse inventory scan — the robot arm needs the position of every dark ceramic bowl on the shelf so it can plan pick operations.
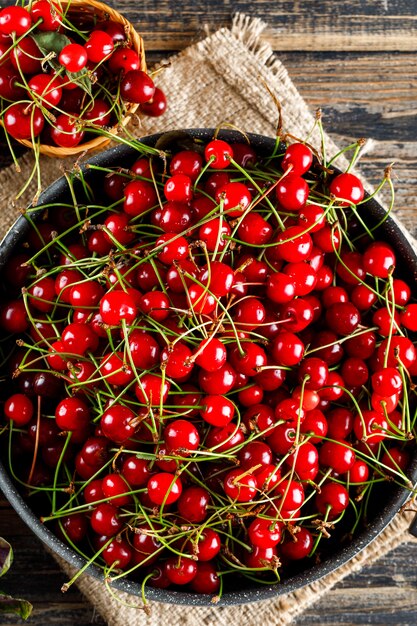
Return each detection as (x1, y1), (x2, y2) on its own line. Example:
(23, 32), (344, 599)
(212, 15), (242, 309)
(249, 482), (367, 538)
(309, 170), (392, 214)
(0, 129), (417, 606)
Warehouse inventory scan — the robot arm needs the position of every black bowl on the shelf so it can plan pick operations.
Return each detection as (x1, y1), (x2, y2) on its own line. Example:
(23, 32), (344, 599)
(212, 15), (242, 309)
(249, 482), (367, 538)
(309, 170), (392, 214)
(0, 129), (417, 606)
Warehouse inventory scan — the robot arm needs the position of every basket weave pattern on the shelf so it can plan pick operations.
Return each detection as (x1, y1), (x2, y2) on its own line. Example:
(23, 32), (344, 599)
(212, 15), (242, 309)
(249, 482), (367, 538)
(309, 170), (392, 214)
(17, 0), (146, 158)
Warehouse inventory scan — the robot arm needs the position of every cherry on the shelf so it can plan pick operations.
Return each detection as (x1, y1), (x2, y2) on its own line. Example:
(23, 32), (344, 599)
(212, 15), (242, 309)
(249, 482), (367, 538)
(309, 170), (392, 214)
(248, 517), (282, 548)
(216, 181), (252, 218)
(238, 384), (264, 407)
(315, 482), (349, 518)
(199, 217), (231, 252)
(4, 103), (44, 140)
(51, 114), (85, 148)
(363, 241), (396, 279)
(200, 395), (235, 427)
(90, 503), (122, 536)
(164, 419), (200, 453)
(59, 44), (88, 73)
(204, 139), (233, 169)
(282, 143), (313, 175)
(165, 556), (197, 585)
(0, 300), (29, 333)
(102, 473), (132, 507)
(135, 76), (166, 112)
(156, 232), (188, 265)
(275, 226), (313, 263)
(30, 1), (62, 31)
(325, 302), (360, 336)
(223, 468), (258, 502)
(189, 562), (220, 594)
(192, 528), (221, 561)
(286, 441), (319, 480)
(0, 6), (32, 36)
(108, 48), (140, 74)
(194, 337), (227, 372)
(99, 290), (137, 326)
(135, 373), (170, 406)
(59, 513), (87, 544)
(276, 175), (309, 211)
(329, 173), (364, 206)
(201, 261), (234, 297)
(0, 66), (25, 100)
(349, 459), (370, 483)
(128, 330), (160, 369)
(140, 290), (170, 321)
(121, 455), (151, 487)
(281, 527), (313, 560)
(147, 472), (182, 505)
(84, 98), (112, 127)
(320, 440), (356, 474)
(85, 30), (114, 63)
(102, 538), (132, 569)
(159, 202), (192, 234)
(272, 331), (304, 366)
(238, 212), (273, 245)
(353, 409), (388, 443)
(120, 70), (155, 104)
(275, 479), (305, 512)
(55, 397), (90, 432)
(266, 272), (295, 303)
(205, 423), (245, 452)
(28, 74), (62, 109)
(100, 403), (136, 444)
(198, 362), (236, 395)
(177, 486), (210, 522)
(4, 394), (34, 426)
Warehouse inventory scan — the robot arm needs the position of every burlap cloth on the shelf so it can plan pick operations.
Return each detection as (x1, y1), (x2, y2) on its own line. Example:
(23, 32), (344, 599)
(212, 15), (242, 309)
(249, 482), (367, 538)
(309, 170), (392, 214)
(1, 13), (417, 626)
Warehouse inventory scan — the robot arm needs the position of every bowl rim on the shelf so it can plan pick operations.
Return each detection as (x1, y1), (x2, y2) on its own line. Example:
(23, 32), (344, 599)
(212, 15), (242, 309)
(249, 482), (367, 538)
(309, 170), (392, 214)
(1, 128), (417, 606)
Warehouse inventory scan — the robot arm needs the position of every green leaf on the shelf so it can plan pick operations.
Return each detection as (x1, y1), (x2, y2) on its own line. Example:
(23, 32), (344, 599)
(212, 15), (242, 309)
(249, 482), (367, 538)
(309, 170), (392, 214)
(31, 31), (72, 57)
(67, 70), (93, 99)
(0, 538), (12, 578)
(0, 593), (33, 620)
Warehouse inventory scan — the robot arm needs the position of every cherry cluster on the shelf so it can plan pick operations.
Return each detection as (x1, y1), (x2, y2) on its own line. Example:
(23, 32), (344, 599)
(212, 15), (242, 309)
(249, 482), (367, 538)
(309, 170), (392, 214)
(0, 131), (416, 598)
(0, 2), (166, 149)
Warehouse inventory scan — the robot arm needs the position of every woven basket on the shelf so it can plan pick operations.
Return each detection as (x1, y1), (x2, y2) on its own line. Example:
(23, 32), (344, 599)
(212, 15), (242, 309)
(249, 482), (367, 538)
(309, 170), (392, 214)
(17, 0), (147, 158)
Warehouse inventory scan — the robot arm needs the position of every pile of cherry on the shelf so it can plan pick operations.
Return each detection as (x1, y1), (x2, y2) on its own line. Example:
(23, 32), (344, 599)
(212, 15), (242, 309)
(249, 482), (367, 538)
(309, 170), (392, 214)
(0, 132), (416, 597)
(0, 2), (165, 148)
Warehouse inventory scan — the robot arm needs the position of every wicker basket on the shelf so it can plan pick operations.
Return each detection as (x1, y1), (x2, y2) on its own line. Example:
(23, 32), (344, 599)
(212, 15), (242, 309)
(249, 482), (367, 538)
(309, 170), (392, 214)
(17, 0), (147, 158)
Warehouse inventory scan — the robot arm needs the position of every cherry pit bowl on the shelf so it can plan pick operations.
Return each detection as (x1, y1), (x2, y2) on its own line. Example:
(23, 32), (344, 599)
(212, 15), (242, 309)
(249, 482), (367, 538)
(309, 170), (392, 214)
(0, 129), (417, 606)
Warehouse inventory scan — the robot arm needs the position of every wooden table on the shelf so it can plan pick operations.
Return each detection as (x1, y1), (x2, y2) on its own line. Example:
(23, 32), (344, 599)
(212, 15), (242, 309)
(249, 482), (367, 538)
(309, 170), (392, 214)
(1, 1), (417, 624)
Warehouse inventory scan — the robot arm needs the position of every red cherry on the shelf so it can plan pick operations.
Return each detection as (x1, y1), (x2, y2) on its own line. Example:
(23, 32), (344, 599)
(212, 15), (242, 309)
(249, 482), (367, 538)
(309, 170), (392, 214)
(51, 114), (85, 148)
(282, 142), (313, 175)
(281, 527), (313, 560)
(28, 74), (62, 109)
(0, 6), (32, 35)
(248, 517), (282, 548)
(4, 103), (44, 140)
(164, 419), (200, 453)
(30, 1), (62, 31)
(147, 472), (182, 505)
(276, 175), (309, 211)
(59, 43), (88, 73)
(90, 503), (122, 536)
(139, 87), (167, 117)
(200, 395), (235, 427)
(120, 70), (155, 104)
(99, 290), (137, 326)
(363, 241), (396, 279)
(165, 556), (197, 585)
(204, 139), (233, 169)
(315, 482), (349, 518)
(223, 468), (258, 502)
(329, 172), (364, 206)
(4, 394), (34, 426)
(85, 30), (114, 63)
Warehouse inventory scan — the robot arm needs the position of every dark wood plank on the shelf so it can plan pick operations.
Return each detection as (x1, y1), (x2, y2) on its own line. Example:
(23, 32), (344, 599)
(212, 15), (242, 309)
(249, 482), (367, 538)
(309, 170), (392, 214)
(4, 0), (417, 51)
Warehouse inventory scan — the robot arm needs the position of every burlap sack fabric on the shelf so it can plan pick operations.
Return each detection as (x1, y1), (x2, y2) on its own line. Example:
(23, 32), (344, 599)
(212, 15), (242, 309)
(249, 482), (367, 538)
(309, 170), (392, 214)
(1, 13), (417, 626)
